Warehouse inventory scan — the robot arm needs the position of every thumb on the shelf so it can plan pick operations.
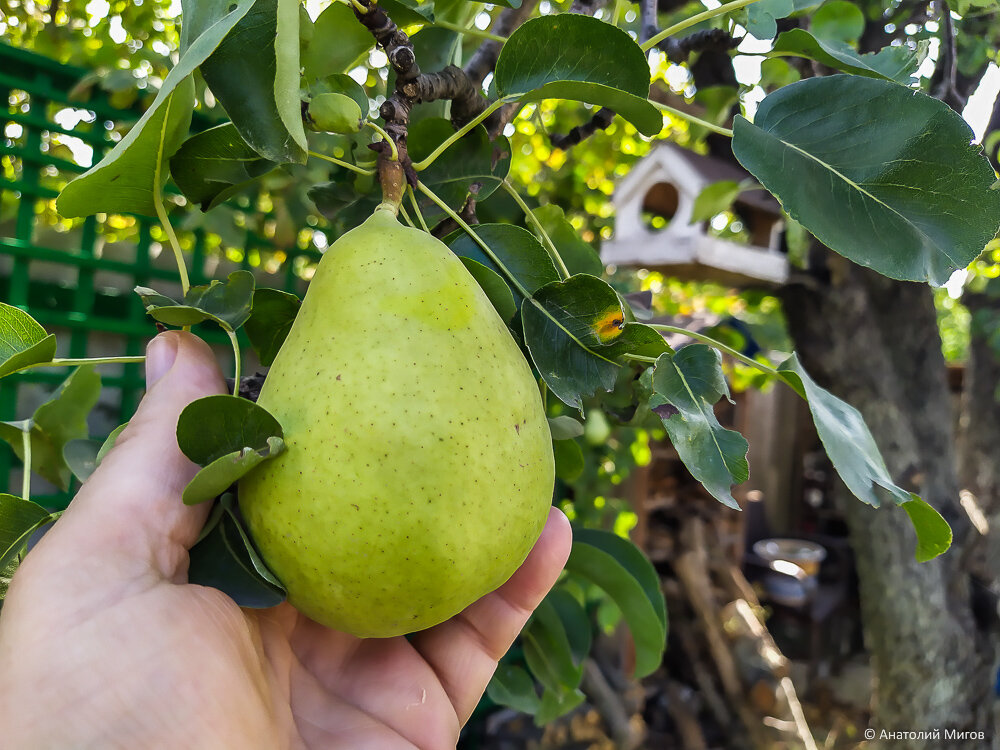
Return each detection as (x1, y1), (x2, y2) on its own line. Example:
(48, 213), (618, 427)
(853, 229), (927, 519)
(50, 331), (228, 580)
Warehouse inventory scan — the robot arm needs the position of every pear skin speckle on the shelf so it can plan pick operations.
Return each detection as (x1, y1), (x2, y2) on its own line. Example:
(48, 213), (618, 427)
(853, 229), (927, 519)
(238, 208), (554, 638)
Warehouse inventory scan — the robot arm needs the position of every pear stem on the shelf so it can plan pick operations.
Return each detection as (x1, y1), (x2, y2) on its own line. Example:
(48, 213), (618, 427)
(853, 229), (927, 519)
(378, 158), (406, 213)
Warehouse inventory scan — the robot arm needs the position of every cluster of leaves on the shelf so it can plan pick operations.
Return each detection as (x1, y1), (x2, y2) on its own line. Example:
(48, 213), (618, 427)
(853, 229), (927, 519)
(7, 0), (1000, 727)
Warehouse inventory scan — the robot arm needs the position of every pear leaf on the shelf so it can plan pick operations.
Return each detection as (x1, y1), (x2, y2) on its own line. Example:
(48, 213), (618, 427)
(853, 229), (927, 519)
(521, 275), (627, 411)
(770, 29), (929, 83)
(459, 258), (517, 324)
(447, 224), (559, 310)
(564, 528), (667, 678)
(547, 416), (584, 440)
(0, 493), (54, 571)
(487, 663), (541, 714)
(522, 599), (583, 692)
(63, 439), (101, 483)
(170, 123), (277, 211)
(57, 0), (258, 218)
(552, 438), (584, 482)
(198, 0), (308, 163)
(531, 205), (602, 277)
(136, 271), (255, 332)
(244, 289), (302, 366)
(732, 75), (1000, 284)
(183, 437), (286, 505)
(650, 346), (749, 509)
(775, 354), (952, 560)
(0, 367), (101, 491)
(177, 395), (284, 467)
(187, 500), (285, 607)
(0, 303), (57, 378)
(494, 15), (660, 136)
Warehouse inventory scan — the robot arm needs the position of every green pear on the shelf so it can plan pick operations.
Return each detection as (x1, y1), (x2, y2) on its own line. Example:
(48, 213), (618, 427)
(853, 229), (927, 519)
(307, 92), (363, 134)
(238, 204), (554, 637)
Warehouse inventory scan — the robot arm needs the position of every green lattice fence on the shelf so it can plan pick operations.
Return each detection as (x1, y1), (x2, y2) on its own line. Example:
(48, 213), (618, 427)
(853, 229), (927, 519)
(0, 42), (321, 507)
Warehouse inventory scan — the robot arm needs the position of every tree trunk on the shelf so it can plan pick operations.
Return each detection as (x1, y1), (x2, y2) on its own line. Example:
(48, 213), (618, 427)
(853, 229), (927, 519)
(780, 253), (993, 748)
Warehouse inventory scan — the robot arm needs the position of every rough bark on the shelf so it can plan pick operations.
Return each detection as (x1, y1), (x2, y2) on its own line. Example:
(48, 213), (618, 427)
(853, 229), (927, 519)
(957, 292), (1000, 590)
(781, 257), (992, 748)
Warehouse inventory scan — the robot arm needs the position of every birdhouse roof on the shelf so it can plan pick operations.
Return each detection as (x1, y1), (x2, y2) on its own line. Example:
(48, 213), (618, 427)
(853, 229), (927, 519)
(618, 143), (782, 217)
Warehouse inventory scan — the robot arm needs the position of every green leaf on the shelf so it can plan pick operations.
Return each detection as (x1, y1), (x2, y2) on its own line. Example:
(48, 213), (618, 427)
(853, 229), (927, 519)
(487, 663), (541, 715)
(136, 270), (255, 331)
(535, 687), (586, 725)
(177, 394), (284, 466)
(183, 436), (286, 505)
(690, 179), (758, 223)
(547, 415), (584, 440)
(0, 493), (53, 570)
(601, 322), (672, 360)
(776, 353), (913, 508)
(770, 30), (929, 83)
(57, 0), (258, 217)
(199, 0), (308, 163)
(810, 0), (865, 43)
(447, 224), (559, 309)
(521, 275), (626, 411)
(0, 303), (57, 378)
(187, 502), (285, 607)
(63, 439), (101, 483)
(565, 528), (667, 678)
(732, 75), (1000, 285)
(523, 599), (583, 692)
(0, 367), (101, 490)
(244, 289), (301, 366)
(380, 0), (434, 24)
(459, 258), (517, 324)
(553, 437), (584, 482)
(494, 15), (661, 137)
(746, 0), (794, 39)
(546, 587), (592, 666)
(301, 2), (372, 81)
(650, 346), (749, 509)
(901, 496), (952, 562)
(306, 74), (370, 117)
(531, 205), (602, 277)
(409, 119), (511, 224)
(169, 123), (277, 211)
(97, 423), (128, 465)
(58, 78), (194, 218)
(775, 355), (952, 560)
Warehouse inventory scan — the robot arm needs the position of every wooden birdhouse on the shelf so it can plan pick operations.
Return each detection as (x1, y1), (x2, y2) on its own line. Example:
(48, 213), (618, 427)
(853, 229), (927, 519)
(603, 143), (788, 285)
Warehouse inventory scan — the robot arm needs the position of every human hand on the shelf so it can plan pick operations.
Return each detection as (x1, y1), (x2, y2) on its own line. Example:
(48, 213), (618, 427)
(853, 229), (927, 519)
(0, 331), (573, 749)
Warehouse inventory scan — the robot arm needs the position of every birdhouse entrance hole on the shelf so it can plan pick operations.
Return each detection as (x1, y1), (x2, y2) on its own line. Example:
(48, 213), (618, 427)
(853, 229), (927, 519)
(641, 181), (679, 232)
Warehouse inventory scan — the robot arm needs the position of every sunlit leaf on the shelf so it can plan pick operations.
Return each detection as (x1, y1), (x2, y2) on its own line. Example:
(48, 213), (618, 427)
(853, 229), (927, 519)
(770, 30), (929, 83)
(459, 258), (517, 324)
(0, 303), (56, 379)
(532, 204), (602, 277)
(57, 0), (258, 217)
(495, 15), (661, 136)
(198, 0), (308, 163)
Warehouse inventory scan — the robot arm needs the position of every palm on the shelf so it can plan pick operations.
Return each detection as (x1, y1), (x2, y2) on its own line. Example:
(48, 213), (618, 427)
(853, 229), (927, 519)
(0, 333), (571, 750)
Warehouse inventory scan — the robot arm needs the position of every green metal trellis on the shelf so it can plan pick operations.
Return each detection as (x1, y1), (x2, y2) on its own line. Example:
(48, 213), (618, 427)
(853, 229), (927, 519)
(0, 42), (320, 507)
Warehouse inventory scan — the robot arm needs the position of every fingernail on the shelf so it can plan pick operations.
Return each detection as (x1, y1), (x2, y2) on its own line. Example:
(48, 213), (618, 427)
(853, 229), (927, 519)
(146, 334), (179, 387)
